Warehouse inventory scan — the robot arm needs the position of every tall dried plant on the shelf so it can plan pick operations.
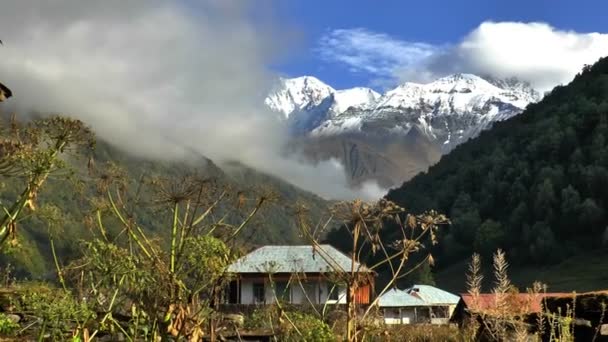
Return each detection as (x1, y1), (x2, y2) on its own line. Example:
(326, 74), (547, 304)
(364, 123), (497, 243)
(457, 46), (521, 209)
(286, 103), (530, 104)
(297, 199), (448, 342)
(465, 250), (528, 341)
(0, 115), (94, 249)
(466, 253), (483, 310)
(72, 167), (274, 341)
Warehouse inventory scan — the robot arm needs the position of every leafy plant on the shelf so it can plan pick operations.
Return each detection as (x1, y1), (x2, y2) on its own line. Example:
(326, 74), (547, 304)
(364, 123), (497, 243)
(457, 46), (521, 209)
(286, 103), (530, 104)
(19, 285), (95, 340)
(72, 170), (273, 341)
(0, 312), (19, 335)
(245, 307), (335, 342)
(0, 115), (94, 250)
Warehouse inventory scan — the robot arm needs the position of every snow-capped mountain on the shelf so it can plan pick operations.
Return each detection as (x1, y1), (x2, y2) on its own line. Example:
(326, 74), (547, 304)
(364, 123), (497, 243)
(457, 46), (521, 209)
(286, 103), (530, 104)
(264, 76), (334, 119)
(329, 87), (381, 116)
(319, 74), (540, 152)
(266, 73), (541, 187)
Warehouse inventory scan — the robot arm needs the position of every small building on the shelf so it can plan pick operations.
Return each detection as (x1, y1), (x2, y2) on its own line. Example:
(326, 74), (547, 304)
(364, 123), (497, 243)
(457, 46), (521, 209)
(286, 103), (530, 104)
(225, 245), (373, 306)
(378, 285), (460, 325)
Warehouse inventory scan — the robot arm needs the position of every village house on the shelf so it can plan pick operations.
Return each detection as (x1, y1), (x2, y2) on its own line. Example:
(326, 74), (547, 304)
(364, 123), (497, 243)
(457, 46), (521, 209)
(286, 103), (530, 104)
(225, 245), (373, 306)
(378, 285), (460, 325)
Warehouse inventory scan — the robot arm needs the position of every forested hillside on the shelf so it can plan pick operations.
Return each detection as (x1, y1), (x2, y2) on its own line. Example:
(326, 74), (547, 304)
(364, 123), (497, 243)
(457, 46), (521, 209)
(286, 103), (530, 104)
(384, 57), (608, 270)
(0, 131), (329, 277)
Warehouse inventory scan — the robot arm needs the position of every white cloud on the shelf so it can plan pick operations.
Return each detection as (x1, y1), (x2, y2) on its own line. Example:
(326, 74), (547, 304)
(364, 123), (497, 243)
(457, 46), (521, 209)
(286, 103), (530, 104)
(430, 21), (608, 91)
(0, 0), (381, 201)
(316, 28), (440, 82)
(320, 22), (608, 92)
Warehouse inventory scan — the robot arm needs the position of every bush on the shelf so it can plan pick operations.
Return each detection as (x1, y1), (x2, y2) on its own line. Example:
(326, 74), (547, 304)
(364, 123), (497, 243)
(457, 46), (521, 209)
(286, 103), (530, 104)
(283, 311), (334, 342)
(381, 324), (463, 342)
(19, 285), (95, 340)
(245, 307), (335, 342)
(0, 312), (19, 336)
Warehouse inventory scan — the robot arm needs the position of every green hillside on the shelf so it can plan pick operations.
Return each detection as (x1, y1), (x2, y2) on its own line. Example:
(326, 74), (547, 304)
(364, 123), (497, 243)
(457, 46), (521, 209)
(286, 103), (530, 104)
(380, 57), (608, 289)
(435, 248), (608, 293)
(0, 132), (329, 278)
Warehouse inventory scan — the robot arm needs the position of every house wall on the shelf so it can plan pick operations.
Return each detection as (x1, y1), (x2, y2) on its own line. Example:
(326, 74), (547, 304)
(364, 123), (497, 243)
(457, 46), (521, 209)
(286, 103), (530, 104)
(383, 308), (416, 324)
(237, 277), (348, 305)
(382, 306), (455, 325)
(383, 308), (401, 324)
(401, 308), (416, 324)
(448, 304), (457, 318)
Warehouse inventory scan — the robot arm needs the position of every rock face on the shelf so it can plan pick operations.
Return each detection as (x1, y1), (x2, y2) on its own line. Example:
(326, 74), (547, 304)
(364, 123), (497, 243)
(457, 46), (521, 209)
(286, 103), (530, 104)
(267, 74), (541, 188)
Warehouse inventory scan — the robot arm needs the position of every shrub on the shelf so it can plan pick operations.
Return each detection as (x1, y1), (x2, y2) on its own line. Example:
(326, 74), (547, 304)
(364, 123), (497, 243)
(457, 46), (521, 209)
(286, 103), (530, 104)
(0, 312), (19, 336)
(20, 285), (95, 340)
(283, 311), (334, 342)
(245, 307), (335, 341)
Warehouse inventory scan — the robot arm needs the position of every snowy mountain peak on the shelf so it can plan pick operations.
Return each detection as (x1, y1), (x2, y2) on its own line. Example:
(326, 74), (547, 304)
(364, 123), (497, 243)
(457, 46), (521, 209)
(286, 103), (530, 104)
(426, 73), (498, 93)
(265, 73), (541, 152)
(263, 73), (543, 190)
(484, 76), (541, 101)
(374, 73), (540, 112)
(330, 87), (380, 116)
(265, 76), (335, 119)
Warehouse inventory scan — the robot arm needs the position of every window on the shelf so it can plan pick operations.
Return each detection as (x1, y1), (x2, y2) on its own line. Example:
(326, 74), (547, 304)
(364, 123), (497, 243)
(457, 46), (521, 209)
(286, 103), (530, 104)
(302, 282), (317, 304)
(431, 306), (449, 318)
(275, 281), (291, 302)
(253, 282), (265, 304)
(226, 280), (238, 304)
(328, 284), (340, 301)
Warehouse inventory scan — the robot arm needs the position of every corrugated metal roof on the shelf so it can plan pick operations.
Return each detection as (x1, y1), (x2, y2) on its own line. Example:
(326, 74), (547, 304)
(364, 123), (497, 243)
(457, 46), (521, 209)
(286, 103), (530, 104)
(378, 288), (426, 307)
(227, 244), (369, 274)
(378, 285), (460, 307)
(407, 285), (460, 305)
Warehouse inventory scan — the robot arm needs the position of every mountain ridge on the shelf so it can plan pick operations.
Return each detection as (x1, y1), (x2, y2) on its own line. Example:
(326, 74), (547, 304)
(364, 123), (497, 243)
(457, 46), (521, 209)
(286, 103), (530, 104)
(267, 73), (541, 188)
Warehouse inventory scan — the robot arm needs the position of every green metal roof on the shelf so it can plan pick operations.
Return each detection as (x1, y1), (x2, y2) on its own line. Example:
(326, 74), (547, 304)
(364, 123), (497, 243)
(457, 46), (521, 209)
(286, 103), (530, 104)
(407, 284), (460, 305)
(378, 288), (426, 307)
(378, 285), (460, 307)
(227, 244), (369, 274)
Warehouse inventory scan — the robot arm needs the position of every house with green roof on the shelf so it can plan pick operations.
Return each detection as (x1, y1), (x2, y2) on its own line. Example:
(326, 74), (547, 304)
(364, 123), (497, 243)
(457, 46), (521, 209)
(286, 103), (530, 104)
(225, 245), (373, 306)
(378, 285), (460, 325)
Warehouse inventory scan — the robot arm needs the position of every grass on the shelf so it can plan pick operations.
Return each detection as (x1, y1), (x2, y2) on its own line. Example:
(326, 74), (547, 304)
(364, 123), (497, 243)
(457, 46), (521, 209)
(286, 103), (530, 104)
(435, 248), (608, 293)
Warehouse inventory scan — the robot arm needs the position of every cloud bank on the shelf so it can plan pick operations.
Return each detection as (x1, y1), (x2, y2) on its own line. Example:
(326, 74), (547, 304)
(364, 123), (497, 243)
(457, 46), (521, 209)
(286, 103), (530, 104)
(318, 22), (608, 91)
(0, 0), (382, 200)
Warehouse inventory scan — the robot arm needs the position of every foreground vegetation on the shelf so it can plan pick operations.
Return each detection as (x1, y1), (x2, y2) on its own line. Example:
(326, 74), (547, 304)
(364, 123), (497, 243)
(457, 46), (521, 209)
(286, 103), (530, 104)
(0, 111), (448, 340)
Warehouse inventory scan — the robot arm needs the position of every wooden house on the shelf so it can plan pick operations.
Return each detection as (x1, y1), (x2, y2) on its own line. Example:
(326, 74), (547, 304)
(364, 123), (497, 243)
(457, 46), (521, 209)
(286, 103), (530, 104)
(225, 245), (373, 306)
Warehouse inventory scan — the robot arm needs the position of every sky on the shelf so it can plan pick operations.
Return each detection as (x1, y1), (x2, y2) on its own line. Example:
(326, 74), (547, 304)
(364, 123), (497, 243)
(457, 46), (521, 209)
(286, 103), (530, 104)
(0, 0), (607, 200)
(273, 0), (608, 91)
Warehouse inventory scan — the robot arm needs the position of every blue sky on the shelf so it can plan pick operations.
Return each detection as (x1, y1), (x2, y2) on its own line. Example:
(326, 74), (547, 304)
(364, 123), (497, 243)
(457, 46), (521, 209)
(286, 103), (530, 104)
(271, 0), (608, 90)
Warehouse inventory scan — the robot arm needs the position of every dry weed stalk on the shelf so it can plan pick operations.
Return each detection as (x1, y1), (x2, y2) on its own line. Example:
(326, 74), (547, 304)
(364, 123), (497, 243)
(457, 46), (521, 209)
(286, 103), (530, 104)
(0, 114), (94, 249)
(70, 168), (274, 341)
(465, 250), (550, 342)
(297, 199), (448, 342)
